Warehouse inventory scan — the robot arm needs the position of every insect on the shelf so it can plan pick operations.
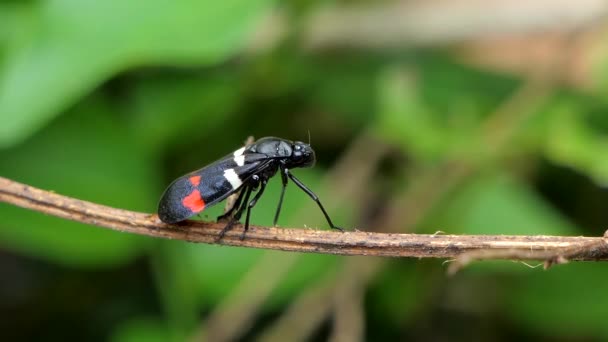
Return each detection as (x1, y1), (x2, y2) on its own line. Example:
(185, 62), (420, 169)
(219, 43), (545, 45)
(157, 136), (343, 239)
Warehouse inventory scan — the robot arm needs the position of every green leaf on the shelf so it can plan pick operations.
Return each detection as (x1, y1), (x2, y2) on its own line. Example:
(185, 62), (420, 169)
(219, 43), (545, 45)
(128, 72), (243, 151)
(110, 317), (172, 342)
(369, 260), (433, 326)
(150, 241), (200, 339)
(543, 100), (608, 186)
(0, 97), (157, 267)
(375, 66), (446, 161)
(506, 263), (608, 337)
(0, 0), (272, 147)
(429, 172), (577, 236)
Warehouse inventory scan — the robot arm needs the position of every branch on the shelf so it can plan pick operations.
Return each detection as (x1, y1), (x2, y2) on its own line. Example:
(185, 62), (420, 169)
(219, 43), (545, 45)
(1, 176), (607, 262)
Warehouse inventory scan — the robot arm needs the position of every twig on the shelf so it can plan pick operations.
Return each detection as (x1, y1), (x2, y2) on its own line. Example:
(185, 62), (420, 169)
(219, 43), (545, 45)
(447, 232), (608, 275)
(2, 176), (607, 261)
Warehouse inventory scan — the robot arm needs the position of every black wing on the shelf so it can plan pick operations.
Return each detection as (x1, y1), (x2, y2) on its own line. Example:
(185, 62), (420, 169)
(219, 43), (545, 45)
(157, 153), (271, 223)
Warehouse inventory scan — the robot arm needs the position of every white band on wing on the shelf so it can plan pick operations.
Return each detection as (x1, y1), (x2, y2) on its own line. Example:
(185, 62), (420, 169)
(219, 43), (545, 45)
(223, 168), (243, 190)
(234, 155), (245, 166)
(233, 147), (246, 156)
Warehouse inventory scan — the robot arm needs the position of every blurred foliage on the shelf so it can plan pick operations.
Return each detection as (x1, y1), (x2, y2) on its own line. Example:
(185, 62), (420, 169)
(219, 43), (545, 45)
(0, 0), (271, 147)
(1, 1), (608, 341)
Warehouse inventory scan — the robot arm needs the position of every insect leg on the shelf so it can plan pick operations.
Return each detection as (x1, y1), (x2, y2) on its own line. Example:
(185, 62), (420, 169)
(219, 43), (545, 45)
(217, 187), (246, 222)
(218, 185), (253, 240)
(241, 179), (268, 240)
(286, 170), (344, 232)
(273, 167), (289, 227)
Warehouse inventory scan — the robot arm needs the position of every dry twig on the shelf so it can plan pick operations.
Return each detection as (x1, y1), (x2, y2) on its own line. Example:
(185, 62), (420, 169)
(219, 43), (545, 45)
(1, 176), (607, 261)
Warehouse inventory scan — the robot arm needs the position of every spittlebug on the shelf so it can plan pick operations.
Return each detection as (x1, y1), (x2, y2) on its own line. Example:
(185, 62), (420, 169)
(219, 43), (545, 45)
(157, 137), (343, 239)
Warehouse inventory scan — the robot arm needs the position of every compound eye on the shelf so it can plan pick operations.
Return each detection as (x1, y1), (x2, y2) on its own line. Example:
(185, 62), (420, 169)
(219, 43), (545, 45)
(295, 145), (301, 151)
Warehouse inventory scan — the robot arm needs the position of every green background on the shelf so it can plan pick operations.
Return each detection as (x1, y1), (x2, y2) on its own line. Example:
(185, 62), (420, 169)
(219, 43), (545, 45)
(1, 1), (608, 341)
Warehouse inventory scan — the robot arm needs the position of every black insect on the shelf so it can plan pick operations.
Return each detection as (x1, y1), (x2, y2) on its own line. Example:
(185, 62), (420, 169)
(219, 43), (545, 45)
(157, 137), (343, 239)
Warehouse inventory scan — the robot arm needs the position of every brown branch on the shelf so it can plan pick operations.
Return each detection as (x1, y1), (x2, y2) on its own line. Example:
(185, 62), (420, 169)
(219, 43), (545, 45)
(447, 233), (608, 275)
(1, 176), (607, 262)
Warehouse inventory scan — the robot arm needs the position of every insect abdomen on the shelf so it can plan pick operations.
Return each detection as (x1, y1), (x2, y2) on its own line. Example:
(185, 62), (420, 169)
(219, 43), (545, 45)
(158, 175), (208, 224)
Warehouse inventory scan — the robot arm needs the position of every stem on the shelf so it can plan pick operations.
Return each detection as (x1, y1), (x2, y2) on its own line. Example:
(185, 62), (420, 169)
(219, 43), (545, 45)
(1, 177), (607, 262)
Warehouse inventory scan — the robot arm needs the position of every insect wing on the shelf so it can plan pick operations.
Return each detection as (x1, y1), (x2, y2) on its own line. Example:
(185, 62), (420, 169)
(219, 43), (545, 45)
(195, 155), (269, 207)
(157, 153), (270, 223)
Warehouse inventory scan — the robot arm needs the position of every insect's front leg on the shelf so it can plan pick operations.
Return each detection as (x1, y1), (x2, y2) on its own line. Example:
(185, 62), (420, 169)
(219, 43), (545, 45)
(286, 170), (344, 232)
(273, 167), (289, 226)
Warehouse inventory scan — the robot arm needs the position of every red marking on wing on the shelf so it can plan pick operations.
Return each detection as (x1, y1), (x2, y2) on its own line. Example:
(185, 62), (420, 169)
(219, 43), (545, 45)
(189, 175), (201, 187)
(182, 189), (206, 213)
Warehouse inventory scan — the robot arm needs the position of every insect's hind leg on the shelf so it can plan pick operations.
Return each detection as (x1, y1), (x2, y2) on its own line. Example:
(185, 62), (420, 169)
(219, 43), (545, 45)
(241, 180), (268, 240)
(217, 187), (246, 222)
(217, 186), (253, 241)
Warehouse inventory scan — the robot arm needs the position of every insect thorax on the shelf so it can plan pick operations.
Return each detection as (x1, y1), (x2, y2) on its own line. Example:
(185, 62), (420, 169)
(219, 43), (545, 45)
(248, 137), (293, 158)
